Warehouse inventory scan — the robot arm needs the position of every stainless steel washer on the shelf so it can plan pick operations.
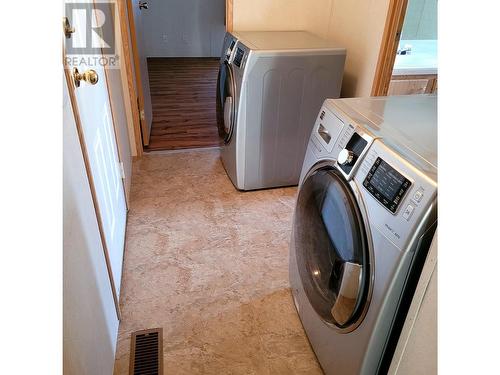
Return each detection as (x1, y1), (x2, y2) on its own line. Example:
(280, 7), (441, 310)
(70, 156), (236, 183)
(216, 31), (346, 190)
(289, 95), (438, 374)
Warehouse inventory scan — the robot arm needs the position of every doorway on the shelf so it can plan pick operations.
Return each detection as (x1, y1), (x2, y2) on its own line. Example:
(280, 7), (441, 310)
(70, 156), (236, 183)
(131, 0), (227, 151)
(372, 0), (437, 96)
(389, 0), (437, 95)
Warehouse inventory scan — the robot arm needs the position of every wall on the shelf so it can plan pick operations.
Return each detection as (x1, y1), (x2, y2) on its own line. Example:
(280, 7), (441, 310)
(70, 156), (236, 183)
(233, 0), (332, 37)
(401, 0), (437, 40)
(232, 0), (391, 97)
(321, 0), (391, 97)
(63, 76), (119, 375)
(141, 0), (226, 57)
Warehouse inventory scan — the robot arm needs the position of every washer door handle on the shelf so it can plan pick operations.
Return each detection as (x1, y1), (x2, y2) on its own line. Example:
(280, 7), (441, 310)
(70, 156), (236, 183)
(331, 261), (362, 326)
(223, 96), (233, 134)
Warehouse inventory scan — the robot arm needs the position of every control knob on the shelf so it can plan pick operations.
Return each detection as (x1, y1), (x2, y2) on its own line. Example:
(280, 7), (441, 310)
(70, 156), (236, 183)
(338, 149), (355, 166)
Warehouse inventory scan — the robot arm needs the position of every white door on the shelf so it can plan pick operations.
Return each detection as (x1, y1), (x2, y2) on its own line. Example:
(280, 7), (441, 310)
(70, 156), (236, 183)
(129, 0), (153, 145)
(63, 71), (119, 373)
(64, 0), (127, 300)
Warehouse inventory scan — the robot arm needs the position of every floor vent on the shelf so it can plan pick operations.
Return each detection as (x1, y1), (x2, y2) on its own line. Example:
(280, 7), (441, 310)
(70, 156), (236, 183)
(129, 328), (163, 375)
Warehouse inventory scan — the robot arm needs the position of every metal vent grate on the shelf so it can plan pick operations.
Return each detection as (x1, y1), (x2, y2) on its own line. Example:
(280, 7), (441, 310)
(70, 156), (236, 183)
(129, 328), (163, 375)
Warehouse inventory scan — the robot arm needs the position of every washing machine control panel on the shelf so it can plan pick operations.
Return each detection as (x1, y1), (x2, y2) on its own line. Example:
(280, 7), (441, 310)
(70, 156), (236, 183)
(363, 157), (412, 214)
(233, 47), (245, 67)
(308, 104), (374, 180)
(225, 39), (237, 60)
(356, 141), (437, 250)
(337, 132), (369, 176)
(231, 43), (249, 70)
(221, 34), (238, 63)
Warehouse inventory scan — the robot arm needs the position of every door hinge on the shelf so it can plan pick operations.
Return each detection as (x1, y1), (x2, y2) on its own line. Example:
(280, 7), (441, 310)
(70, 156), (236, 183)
(140, 109), (145, 121)
(118, 161), (126, 179)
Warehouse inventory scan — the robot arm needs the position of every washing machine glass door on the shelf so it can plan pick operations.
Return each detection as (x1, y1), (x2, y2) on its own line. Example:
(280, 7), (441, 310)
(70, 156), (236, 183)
(216, 61), (236, 143)
(294, 167), (370, 331)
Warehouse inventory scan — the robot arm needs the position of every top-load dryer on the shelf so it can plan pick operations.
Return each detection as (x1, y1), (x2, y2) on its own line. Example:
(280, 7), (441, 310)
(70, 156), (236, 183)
(289, 95), (437, 374)
(216, 31), (346, 190)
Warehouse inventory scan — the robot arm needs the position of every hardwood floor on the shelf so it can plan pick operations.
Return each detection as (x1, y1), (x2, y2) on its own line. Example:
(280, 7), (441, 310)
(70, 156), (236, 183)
(145, 57), (222, 151)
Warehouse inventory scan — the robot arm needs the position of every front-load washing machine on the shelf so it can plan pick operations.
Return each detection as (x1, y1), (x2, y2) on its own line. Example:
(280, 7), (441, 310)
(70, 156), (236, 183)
(216, 31), (346, 190)
(289, 95), (437, 374)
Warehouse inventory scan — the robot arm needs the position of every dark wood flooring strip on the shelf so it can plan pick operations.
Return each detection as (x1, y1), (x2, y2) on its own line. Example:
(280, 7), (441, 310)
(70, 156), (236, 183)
(145, 57), (222, 151)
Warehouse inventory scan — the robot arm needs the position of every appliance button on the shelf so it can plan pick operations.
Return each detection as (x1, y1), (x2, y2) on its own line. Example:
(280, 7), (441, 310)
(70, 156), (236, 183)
(402, 204), (415, 221)
(413, 189), (424, 203)
(338, 149), (355, 165)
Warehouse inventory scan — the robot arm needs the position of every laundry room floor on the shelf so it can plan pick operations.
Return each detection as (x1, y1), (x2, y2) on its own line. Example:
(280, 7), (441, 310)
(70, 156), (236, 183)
(113, 148), (323, 374)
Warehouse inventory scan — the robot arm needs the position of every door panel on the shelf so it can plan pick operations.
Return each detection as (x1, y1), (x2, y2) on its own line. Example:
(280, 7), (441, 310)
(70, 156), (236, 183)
(63, 71), (119, 374)
(293, 167), (370, 330)
(216, 61), (235, 142)
(128, 0), (153, 145)
(64, 0), (127, 300)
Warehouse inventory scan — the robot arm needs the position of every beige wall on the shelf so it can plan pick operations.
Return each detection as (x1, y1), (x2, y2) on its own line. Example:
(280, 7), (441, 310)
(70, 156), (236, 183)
(233, 0), (332, 38)
(323, 0), (391, 97)
(233, 0), (390, 97)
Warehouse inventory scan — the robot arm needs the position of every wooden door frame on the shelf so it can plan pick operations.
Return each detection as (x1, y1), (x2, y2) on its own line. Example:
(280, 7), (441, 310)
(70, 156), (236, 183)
(371, 0), (409, 96)
(117, 0), (234, 156)
(125, 0), (150, 147)
(226, 0), (233, 32)
(116, 0), (144, 158)
(63, 66), (122, 321)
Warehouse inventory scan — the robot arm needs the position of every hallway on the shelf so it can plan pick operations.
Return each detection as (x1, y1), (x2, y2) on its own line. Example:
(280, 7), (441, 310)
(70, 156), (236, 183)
(146, 58), (222, 151)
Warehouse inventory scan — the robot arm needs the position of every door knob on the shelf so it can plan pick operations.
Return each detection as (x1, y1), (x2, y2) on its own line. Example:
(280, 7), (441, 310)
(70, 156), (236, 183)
(73, 68), (99, 87)
(63, 17), (75, 38)
(139, 1), (148, 10)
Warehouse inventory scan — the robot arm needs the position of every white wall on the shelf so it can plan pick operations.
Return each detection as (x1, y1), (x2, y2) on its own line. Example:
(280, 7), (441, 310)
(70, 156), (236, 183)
(63, 76), (119, 375)
(233, 0), (391, 97)
(140, 0), (226, 57)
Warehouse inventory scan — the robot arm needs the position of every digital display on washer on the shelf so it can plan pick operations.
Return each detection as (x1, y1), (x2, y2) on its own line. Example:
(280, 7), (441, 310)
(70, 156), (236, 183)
(363, 157), (411, 213)
(233, 48), (245, 67)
